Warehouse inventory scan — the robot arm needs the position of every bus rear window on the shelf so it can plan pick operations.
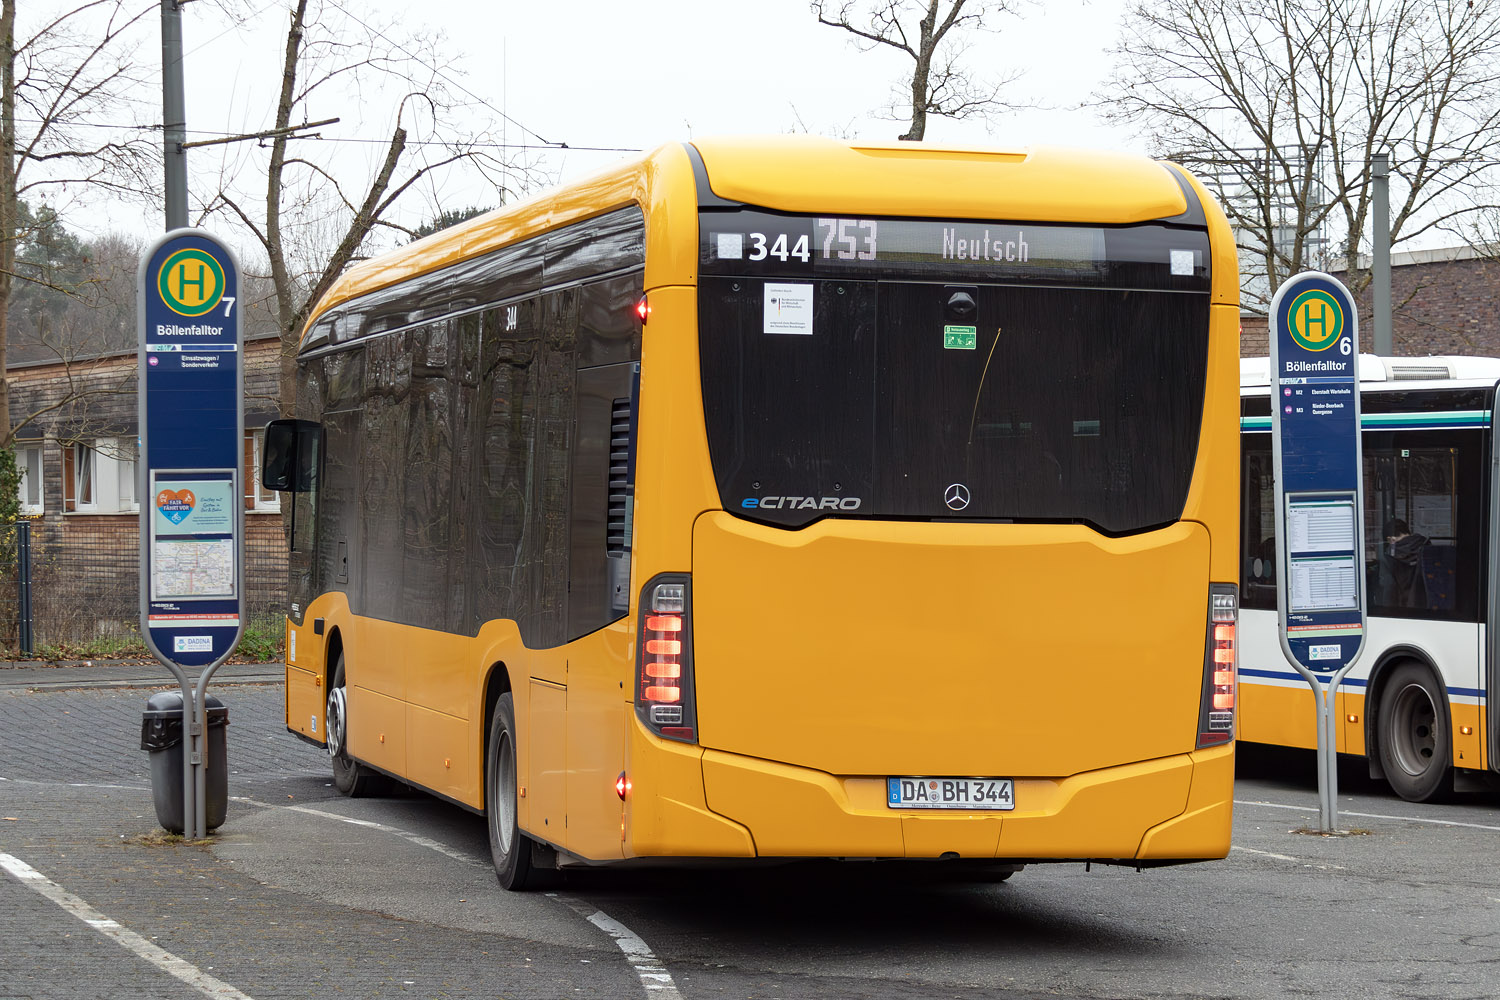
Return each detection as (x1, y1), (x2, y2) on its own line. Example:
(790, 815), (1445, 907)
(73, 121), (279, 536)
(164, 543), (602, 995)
(699, 278), (1210, 534)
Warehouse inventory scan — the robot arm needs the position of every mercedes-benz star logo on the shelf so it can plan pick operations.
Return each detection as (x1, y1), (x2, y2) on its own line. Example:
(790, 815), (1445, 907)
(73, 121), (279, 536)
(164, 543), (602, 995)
(944, 483), (971, 511)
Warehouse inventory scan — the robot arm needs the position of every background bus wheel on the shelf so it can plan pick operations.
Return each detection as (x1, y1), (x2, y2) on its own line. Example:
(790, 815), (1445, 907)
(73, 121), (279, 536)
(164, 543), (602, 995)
(487, 692), (537, 890)
(328, 654), (390, 798)
(1377, 663), (1453, 803)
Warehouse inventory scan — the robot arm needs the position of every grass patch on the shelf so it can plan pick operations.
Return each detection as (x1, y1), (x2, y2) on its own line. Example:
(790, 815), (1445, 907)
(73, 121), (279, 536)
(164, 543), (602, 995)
(233, 618), (283, 662)
(1290, 826), (1374, 837)
(6, 616), (284, 663)
(34, 633), (150, 661)
(121, 830), (210, 848)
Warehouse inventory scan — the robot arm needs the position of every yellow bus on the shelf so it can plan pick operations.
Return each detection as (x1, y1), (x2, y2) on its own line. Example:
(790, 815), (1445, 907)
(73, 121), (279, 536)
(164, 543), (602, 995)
(263, 136), (1242, 889)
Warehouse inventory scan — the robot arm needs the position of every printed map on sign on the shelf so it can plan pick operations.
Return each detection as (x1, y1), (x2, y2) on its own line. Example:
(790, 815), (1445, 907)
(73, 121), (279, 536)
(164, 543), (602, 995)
(152, 538), (235, 600)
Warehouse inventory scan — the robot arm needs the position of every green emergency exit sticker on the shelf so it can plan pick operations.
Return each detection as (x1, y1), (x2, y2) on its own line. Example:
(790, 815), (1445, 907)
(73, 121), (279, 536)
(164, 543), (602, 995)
(944, 325), (977, 350)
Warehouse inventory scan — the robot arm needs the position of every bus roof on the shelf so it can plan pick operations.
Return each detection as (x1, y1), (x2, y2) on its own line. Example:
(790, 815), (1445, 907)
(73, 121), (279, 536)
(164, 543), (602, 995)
(1241, 354), (1500, 389)
(305, 135), (1211, 344)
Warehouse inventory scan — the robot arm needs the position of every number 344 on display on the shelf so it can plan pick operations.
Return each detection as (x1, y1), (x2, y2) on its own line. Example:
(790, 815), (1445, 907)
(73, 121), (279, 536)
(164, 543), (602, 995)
(744, 219), (880, 263)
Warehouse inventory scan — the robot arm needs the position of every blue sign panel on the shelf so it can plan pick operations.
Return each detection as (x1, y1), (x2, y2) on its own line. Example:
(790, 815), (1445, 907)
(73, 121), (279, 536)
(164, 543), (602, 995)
(1269, 272), (1365, 674)
(137, 230), (245, 668)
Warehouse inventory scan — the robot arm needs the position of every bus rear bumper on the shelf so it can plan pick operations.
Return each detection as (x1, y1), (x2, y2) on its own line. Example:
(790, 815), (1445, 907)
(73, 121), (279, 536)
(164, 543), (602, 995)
(694, 744), (1234, 862)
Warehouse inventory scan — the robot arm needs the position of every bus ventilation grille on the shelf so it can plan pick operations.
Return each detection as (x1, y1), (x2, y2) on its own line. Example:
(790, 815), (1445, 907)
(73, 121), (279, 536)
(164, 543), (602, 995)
(607, 397), (634, 555)
(1388, 363), (1454, 381)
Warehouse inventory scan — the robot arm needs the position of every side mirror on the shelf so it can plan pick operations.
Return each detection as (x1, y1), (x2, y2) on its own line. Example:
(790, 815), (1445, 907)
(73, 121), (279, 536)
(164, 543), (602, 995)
(262, 419), (320, 493)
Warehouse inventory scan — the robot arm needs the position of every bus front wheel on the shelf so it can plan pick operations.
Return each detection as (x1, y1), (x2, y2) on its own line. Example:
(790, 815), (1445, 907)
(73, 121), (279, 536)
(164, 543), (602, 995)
(1376, 662), (1453, 803)
(328, 654), (390, 797)
(486, 692), (538, 890)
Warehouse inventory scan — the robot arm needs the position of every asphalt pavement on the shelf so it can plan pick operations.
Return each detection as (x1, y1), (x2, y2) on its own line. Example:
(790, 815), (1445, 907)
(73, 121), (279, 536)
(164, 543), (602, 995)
(0, 660), (641, 1000)
(3, 659), (1500, 999)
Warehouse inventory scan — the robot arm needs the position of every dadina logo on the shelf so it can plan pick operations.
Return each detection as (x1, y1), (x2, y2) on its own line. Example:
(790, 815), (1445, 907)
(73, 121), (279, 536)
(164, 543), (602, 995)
(156, 488), (197, 525)
(1287, 288), (1344, 352)
(157, 248), (226, 317)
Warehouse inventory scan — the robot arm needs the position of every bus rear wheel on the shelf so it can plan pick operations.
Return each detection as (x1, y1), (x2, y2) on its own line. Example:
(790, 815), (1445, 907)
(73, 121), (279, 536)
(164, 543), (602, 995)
(1376, 662), (1453, 803)
(328, 653), (390, 798)
(487, 692), (538, 890)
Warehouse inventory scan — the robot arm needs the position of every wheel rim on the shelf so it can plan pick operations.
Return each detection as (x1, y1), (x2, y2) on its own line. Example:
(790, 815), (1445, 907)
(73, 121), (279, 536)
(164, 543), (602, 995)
(494, 730), (516, 854)
(1388, 681), (1438, 777)
(326, 685), (348, 759)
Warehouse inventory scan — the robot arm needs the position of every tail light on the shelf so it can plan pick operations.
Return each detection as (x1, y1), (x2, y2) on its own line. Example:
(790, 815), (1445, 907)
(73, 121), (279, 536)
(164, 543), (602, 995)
(1197, 585), (1237, 748)
(636, 574), (697, 743)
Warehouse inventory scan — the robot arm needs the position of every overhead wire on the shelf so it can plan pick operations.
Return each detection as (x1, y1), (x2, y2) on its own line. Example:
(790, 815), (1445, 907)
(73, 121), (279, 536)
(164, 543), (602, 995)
(5, 116), (638, 152)
(321, 0), (561, 150)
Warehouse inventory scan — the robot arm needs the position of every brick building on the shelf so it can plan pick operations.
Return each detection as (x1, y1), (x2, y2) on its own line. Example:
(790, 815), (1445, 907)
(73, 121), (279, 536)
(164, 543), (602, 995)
(6, 333), (288, 646)
(1239, 246), (1500, 359)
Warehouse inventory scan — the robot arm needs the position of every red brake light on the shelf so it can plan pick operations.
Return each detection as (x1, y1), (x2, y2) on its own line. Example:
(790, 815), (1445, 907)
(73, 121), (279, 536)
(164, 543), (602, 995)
(636, 295), (650, 323)
(615, 772), (631, 799)
(1199, 588), (1237, 748)
(637, 578), (697, 743)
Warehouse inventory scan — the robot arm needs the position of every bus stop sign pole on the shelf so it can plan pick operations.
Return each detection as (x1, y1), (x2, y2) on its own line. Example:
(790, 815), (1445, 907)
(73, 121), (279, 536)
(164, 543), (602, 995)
(1269, 271), (1366, 834)
(137, 230), (246, 841)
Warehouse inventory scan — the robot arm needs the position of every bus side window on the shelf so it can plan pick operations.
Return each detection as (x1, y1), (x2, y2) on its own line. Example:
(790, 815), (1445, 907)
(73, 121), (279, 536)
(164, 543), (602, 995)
(1362, 435), (1479, 621)
(472, 298), (543, 638)
(1240, 437), (1277, 610)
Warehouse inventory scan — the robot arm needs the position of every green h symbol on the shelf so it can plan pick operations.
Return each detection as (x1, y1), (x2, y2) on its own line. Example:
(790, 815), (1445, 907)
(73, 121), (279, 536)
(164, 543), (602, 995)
(1304, 300), (1329, 340)
(177, 261), (206, 301)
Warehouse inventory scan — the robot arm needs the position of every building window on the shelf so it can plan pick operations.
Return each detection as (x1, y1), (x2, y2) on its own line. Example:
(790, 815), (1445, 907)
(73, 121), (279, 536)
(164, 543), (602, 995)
(64, 442), (94, 511)
(113, 438), (138, 511)
(245, 429), (281, 512)
(64, 437), (137, 513)
(16, 442), (42, 515)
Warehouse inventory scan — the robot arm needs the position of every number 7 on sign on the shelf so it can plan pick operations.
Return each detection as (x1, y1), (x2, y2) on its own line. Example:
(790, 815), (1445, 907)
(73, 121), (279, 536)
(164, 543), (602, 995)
(222, 297), (236, 317)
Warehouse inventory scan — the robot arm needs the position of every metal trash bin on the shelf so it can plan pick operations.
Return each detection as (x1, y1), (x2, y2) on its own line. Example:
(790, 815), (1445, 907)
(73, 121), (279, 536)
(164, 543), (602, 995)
(139, 691), (229, 834)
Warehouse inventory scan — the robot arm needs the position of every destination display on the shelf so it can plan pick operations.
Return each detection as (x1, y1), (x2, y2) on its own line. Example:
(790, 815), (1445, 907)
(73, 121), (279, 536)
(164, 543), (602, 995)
(699, 210), (1211, 289)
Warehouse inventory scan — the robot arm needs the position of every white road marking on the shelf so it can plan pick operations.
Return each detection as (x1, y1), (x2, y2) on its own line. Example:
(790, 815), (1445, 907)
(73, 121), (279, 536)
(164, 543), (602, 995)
(1236, 798), (1500, 832)
(0, 776), (150, 792)
(553, 894), (684, 997)
(234, 796), (684, 998)
(1229, 845), (1302, 862)
(0, 852), (258, 1000)
(237, 798), (486, 868)
(1228, 844), (1346, 870)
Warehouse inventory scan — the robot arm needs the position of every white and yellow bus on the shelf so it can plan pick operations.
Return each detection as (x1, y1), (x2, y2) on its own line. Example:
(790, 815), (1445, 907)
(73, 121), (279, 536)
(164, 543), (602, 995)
(1239, 354), (1500, 801)
(264, 136), (1242, 889)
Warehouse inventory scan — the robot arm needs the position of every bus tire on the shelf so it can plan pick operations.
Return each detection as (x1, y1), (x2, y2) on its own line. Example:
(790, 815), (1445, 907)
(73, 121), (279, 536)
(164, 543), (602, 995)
(327, 653), (390, 798)
(1376, 662), (1453, 803)
(487, 692), (537, 890)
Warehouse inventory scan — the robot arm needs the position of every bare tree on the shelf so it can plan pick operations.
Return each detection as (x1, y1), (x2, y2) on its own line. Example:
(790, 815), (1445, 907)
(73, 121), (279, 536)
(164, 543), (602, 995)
(812, 0), (1027, 141)
(1097, 0), (1500, 315)
(7, 225), (144, 443)
(202, 0), (524, 415)
(1, 0), (154, 446)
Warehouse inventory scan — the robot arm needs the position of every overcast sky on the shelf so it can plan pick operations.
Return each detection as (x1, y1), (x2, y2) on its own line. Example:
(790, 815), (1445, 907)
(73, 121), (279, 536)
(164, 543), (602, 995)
(32, 0), (1134, 248)
(63, 0), (1140, 246)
